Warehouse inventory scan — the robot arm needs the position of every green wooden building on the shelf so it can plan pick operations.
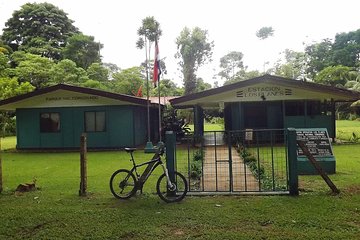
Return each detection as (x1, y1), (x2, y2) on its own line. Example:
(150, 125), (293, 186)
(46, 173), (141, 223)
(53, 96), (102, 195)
(170, 75), (360, 174)
(170, 75), (360, 138)
(0, 84), (159, 149)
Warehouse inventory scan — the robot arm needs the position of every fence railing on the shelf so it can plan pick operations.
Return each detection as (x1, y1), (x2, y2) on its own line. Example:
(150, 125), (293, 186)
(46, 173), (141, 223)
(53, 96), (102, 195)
(176, 129), (290, 194)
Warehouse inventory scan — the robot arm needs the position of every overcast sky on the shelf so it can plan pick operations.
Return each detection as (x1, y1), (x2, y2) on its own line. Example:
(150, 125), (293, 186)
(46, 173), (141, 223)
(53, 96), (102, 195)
(1, 0), (360, 86)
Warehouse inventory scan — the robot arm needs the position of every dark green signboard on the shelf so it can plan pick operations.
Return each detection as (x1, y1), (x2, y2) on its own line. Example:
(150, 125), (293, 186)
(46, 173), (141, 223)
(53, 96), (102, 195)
(295, 128), (335, 174)
(296, 129), (333, 156)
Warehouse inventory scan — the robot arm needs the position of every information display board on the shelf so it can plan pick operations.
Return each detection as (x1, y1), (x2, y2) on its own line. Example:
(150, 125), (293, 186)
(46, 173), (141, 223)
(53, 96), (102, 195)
(296, 128), (333, 156)
(295, 128), (335, 175)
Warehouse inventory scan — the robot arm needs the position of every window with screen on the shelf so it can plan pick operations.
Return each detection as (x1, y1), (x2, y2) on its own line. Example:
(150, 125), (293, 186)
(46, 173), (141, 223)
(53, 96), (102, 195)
(40, 113), (60, 132)
(85, 111), (106, 132)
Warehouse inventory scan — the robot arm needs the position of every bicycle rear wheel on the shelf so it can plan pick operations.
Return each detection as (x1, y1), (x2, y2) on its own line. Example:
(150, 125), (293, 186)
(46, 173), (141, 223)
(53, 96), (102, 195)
(156, 171), (188, 203)
(110, 169), (137, 199)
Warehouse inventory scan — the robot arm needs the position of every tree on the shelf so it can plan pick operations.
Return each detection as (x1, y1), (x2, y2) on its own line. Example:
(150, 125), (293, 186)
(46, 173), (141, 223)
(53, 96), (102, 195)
(305, 39), (333, 78)
(273, 49), (307, 79)
(314, 65), (357, 87)
(332, 29), (360, 67)
(0, 40), (12, 55)
(218, 51), (245, 81)
(62, 33), (102, 69)
(0, 77), (35, 135)
(86, 63), (109, 82)
(1, 2), (79, 59)
(0, 53), (9, 77)
(136, 16), (162, 87)
(0, 77), (35, 100)
(140, 58), (167, 81)
(150, 79), (183, 97)
(136, 17), (162, 49)
(196, 78), (212, 92)
(81, 79), (108, 90)
(175, 27), (214, 95)
(112, 67), (145, 95)
(14, 53), (54, 88)
(49, 59), (88, 85)
(223, 70), (261, 85)
(256, 26), (275, 73)
(103, 62), (121, 80)
(256, 27), (274, 40)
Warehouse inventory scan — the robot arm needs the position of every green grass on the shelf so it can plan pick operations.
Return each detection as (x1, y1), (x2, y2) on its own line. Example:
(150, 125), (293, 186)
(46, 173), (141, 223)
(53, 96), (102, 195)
(188, 123), (224, 131)
(336, 120), (360, 142)
(1, 136), (16, 150)
(0, 144), (359, 239)
(1, 125), (360, 239)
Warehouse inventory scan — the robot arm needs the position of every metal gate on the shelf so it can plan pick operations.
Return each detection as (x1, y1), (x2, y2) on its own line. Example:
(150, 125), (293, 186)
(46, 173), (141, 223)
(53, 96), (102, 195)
(176, 129), (289, 194)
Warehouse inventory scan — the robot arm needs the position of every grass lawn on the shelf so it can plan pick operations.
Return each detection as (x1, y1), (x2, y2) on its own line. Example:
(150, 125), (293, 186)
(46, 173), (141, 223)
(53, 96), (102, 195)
(336, 120), (360, 141)
(1, 123), (360, 239)
(0, 136), (16, 150)
(188, 123), (224, 131)
(0, 143), (359, 239)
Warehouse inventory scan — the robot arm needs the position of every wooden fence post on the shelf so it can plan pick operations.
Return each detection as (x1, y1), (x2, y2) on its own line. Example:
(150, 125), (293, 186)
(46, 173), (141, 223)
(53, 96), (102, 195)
(79, 133), (87, 196)
(0, 138), (3, 193)
(297, 140), (340, 194)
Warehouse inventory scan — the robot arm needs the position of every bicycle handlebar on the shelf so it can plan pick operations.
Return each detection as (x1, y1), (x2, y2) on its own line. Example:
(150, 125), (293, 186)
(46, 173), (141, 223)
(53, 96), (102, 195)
(155, 142), (165, 155)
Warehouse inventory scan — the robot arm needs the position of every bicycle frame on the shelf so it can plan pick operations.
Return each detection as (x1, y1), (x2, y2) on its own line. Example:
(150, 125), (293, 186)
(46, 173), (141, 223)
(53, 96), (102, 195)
(110, 145), (187, 202)
(127, 151), (173, 191)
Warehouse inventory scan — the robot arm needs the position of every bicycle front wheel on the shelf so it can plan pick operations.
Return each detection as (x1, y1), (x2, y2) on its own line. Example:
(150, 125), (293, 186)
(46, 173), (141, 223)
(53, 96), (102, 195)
(156, 171), (188, 203)
(110, 169), (137, 199)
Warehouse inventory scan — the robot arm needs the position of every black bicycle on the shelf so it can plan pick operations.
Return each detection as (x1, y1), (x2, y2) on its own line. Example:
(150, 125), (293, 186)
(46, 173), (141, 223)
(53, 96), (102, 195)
(109, 144), (188, 203)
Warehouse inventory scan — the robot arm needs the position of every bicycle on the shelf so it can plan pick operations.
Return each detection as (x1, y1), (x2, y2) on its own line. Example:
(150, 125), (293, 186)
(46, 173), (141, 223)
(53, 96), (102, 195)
(109, 143), (188, 203)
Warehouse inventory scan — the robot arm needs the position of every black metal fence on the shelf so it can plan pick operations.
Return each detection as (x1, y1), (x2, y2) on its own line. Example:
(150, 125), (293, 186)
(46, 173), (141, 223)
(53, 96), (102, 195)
(176, 129), (289, 194)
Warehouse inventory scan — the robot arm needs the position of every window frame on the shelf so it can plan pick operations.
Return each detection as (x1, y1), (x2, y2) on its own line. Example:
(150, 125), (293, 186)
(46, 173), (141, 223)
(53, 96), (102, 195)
(40, 112), (61, 133)
(84, 111), (106, 132)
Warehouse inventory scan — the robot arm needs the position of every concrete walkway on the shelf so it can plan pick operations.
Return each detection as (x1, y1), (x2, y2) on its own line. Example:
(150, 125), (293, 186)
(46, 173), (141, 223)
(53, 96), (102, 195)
(202, 145), (259, 192)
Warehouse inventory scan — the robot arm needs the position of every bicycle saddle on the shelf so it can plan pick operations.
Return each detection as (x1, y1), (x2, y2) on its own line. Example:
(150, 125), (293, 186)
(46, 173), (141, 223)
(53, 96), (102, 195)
(124, 147), (137, 153)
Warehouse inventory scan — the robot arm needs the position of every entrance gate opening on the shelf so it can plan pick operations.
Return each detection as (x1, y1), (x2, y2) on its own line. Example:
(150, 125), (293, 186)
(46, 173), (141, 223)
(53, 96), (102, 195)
(176, 129), (290, 194)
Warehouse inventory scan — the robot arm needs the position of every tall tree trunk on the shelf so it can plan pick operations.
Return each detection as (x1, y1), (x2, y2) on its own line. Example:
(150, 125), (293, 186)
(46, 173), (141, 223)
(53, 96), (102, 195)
(183, 65), (196, 95)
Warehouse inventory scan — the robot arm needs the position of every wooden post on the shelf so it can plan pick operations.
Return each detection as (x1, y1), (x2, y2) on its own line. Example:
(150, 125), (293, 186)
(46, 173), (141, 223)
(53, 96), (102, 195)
(297, 140), (340, 194)
(0, 138), (3, 193)
(79, 133), (87, 196)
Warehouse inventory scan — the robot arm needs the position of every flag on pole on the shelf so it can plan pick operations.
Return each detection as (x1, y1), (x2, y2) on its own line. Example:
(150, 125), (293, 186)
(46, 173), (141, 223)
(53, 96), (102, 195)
(136, 85), (143, 97)
(153, 40), (161, 87)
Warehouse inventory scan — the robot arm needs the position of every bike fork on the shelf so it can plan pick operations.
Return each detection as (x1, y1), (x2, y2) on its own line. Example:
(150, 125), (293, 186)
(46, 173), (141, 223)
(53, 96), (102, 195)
(161, 164), (174, 189)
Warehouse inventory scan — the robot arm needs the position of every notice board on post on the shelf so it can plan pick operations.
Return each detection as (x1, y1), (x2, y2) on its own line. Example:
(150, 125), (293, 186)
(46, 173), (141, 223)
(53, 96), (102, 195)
(295, 128), (336, 175)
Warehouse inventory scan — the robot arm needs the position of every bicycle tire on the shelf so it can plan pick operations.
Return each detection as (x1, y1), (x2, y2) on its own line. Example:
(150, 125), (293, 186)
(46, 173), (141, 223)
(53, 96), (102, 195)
(156, 171), (188, 203)
(110, 169), (137, 199)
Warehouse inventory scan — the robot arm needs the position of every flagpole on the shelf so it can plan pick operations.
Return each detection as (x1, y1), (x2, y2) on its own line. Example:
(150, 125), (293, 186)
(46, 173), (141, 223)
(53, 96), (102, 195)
(158, 71), (162, 143)
(144, 36), (154, 153)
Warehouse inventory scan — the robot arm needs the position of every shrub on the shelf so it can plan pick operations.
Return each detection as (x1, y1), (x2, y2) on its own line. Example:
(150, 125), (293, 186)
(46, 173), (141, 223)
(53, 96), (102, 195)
(348, 113), (359, 121)
(349, 132), (360, 143)
(190, 149), (204, 180)
(237, 144), (286, 191)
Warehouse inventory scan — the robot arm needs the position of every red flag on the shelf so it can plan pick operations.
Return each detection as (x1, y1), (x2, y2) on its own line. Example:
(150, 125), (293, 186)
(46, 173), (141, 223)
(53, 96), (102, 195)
(136, 85), (143, 97)
(153, 40), (161, 87)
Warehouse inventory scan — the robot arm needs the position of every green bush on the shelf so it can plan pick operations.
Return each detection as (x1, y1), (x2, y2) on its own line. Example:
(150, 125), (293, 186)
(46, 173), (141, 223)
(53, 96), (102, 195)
(349, 132), (360, 143)
(348, 113), (359, 121)
(209, 117), (224, 125)
(243, 156), (256, 164)
(237, 145), (286, 191)
(190, 149), (204, 180)
(0, 113), (16, 136)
